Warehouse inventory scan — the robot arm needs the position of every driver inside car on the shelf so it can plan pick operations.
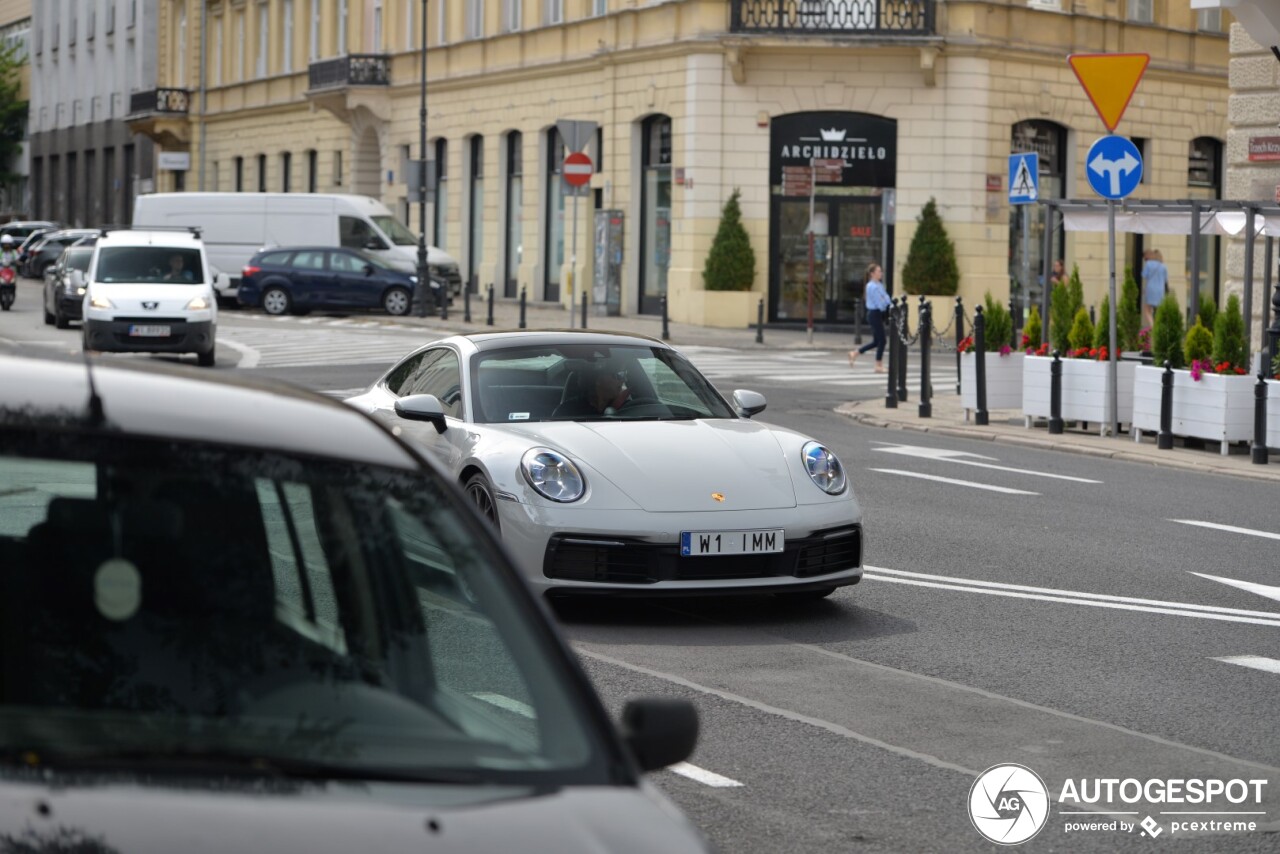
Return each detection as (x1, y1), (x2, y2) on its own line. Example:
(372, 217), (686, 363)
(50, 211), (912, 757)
(588, 366), (631, 415)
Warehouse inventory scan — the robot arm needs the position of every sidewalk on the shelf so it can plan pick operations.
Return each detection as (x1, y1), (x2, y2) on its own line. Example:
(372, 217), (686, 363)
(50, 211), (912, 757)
(838, 392), (1280, 484)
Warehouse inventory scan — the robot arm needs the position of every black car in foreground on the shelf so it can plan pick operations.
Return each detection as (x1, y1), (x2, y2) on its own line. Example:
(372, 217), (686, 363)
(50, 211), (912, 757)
(43, 243), (93, 328)
(238, 246), (431, 316)
(0, 355), (707, 853)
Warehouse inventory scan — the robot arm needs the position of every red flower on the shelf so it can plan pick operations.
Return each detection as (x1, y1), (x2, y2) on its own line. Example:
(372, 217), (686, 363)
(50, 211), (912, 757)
(1021, 334), (1031, 348)
(957, 336), (974, 354)
(1234, 366), (1247, 375)
(1036, 343), (1049, 357)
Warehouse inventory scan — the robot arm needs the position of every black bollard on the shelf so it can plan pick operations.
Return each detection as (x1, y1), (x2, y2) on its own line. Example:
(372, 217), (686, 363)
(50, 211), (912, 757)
(918, 300), (932, 418)
(974, 305), (989, 426)
(464, 283), (473, 323)
(1010, 297), (1019, 350)
(661, 294), (670, 341)
(581, 290), (588, 330)
(954, 297), (964, 395)
(897, 299), (909, 403)
(1157, 360), (1174, 450)
(756, 298), (764, 344)
(1252, 375), (1269, 465)
(1049, 351), (1064, 435)
(885, 300), (899, 409)
(854, 297), (863, 346)
(519, 286), (527, 330)
(486, 284), (495, 326)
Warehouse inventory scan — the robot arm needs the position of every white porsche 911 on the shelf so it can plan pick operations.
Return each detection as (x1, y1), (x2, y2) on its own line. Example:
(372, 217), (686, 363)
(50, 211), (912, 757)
(346, 331), (863, 600)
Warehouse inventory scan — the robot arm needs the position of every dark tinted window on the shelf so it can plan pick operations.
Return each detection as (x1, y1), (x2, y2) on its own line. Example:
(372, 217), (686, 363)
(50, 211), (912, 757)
(384, 352), (429, 397)
(339, 216), (373, 249)
(96, 246), (205, 284)
(257, 251), (293, 266)
(408, 350), (463, 418)
(65, 249), (92, 272)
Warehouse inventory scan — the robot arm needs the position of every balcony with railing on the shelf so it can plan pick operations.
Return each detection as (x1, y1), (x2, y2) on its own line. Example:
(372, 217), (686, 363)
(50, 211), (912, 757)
(126, 88), (192, 147)
(307, 54), (391, 91)
(729, 0), (935, 36)
(128, 88), (191, 117)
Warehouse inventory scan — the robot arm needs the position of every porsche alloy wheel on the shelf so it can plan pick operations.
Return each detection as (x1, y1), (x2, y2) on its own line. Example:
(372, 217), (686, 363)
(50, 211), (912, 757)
(464, 473), (500, 530)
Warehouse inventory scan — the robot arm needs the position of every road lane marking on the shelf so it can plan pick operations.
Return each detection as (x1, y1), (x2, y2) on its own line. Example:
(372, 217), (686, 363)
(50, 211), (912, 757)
(1191, 573), (1280, 606)
(862, 567), (1280, 628)
(869, 469), (1040, 495)
(1171, 519), (1280, 541)
(218, 335), (260, 369)
(872, 443), (1101, 483)
(669, 762), (744, 788)
(1213, 656), (1280, 675)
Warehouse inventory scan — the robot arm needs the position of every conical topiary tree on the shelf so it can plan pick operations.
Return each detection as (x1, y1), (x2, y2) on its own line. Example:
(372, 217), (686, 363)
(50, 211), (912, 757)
(1119, 268), (1141, 351)
(702, 188), (755, 292)
(1023, 305), (1042, 348)
(1152, 293), (1185, 369)
(901, 198), (959, 295)
(1211, 293), (1247, 370)
(1184, 320), (1213, 365)
(1197, 293), (1218, 334)
(981, 292), (1012, 351)
(1093, 296), (1111, 350)
(1069, 307), (1095, 352)
(1051, 264), (1085, 354)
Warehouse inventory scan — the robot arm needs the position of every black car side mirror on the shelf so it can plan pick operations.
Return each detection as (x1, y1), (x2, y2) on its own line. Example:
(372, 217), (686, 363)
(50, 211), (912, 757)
(621, 697), (698, 772)
(364, 264), (375, 277)
(394, 394), (448, 434)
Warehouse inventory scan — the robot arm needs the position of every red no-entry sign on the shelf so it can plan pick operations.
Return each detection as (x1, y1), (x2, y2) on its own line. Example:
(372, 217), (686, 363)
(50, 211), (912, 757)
(563, 151), (593, 187)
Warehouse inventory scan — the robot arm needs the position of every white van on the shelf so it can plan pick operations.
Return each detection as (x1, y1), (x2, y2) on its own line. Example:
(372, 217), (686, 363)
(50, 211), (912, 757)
(80, 228), (218, 367)
(132, 193), (461, 300)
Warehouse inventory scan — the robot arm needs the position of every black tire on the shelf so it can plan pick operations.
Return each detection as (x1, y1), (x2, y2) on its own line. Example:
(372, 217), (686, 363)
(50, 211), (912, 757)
(44, 304), (54, 325)
(261, 286), (292, 316)
(55, 306), (70, 329)
(382, 286), (411, 317)
(774, 587), (837, 602)
(463, 473), (500, 530)
(197, 344), (216, 368)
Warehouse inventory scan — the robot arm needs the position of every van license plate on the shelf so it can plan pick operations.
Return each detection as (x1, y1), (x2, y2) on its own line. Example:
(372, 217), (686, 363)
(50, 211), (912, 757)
(680, 529), (784, 557)
(128, 325), (171, 337)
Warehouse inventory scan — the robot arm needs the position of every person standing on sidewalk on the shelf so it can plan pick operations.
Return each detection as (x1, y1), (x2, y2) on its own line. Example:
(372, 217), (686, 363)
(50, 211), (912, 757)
(1141, 248), (1168, 329)
(849, 263), (890, 373)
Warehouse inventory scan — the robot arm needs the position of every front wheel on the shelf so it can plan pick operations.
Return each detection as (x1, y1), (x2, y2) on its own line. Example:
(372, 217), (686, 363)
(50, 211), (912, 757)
(261, 286), (292, 316)
(463, 473), (500, 530)
(382, 286), (411, 317)
(55, 306), (70, 329)
(197, 343), (216, 367)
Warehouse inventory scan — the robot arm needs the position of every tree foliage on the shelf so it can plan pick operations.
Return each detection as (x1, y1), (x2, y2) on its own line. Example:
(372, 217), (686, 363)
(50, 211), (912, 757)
(1211, 293), (1247, 370)
(1093, 296), (1111, 350)
(1184, 320), (1214, 364)
(702, 188), (756, 292)
(1152, 293), (1185, 369)
(1051, 264), (1085, 354)
(1197, 293), (1218, 334)
(1023, 305), (1042, 348)
(1119, 268), (1141, 351)
(0, 42), (27, 186)
(901, 198), (959, 295)
(1068, 307), (1094, 351)
(981, 292), (1012, 352)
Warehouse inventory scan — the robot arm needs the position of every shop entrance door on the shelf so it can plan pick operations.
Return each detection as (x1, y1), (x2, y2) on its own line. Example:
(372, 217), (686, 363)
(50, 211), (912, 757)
(772, 195), (885, 324)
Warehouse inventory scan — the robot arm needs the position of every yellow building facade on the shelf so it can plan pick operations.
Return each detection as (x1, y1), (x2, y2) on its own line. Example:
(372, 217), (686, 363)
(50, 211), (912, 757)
(142, 1), (1232, 327)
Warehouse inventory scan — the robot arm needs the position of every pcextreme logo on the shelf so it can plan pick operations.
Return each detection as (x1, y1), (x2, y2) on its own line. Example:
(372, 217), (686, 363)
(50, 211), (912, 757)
(968, 764), (1050, 845)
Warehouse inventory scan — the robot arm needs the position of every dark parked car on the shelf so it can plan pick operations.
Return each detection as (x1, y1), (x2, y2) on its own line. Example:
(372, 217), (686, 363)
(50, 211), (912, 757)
(238, 246), (425, 316)
(42, 244), (93, 328)
(21, 228), (98, 279)
(0, 354), (708, 852)
(16, 227), (56, 270)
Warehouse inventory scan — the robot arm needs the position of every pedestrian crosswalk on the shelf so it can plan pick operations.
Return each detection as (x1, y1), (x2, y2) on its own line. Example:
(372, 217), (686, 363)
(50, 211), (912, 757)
(220, 324), (437, 368)
(674, 345), (958, 391)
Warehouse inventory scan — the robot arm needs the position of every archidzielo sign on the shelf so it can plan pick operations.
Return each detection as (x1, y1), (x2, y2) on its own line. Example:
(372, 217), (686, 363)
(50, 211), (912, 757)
(770, 111), (897, 189)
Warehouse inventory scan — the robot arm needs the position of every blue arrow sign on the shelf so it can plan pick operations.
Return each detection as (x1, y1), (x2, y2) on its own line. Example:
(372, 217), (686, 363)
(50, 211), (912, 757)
(1086, 135), (1142, 200)
(1008, 152), (1039, 205)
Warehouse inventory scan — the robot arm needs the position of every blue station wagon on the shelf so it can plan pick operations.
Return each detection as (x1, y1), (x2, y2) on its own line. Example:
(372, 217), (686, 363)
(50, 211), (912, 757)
(238, 246), (422, 316)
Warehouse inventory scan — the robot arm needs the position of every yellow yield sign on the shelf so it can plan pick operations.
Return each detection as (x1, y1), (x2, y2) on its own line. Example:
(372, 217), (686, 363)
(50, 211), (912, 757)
(1068, 53), (1150, 132)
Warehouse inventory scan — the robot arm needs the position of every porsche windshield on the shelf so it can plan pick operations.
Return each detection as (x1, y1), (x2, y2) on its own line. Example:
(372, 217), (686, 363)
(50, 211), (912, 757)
(471, 344), (736, 423)
(0, 434), (608, 785)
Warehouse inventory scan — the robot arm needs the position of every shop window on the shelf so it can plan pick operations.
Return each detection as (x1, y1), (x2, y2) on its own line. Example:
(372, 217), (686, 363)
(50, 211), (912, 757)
(467, 135), (484, 292)
(543, 128), (565, 302)
(504, 131), (523, 297)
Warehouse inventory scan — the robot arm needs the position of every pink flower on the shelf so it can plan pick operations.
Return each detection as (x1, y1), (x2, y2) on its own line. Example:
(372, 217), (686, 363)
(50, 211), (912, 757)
(1190, 360), (1203, 382)
(998, 344), (1012, 357)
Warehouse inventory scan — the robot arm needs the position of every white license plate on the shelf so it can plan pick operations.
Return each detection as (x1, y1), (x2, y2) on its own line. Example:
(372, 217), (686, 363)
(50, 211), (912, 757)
(128, 325), (171, 337)
(680, 529), (784, 557)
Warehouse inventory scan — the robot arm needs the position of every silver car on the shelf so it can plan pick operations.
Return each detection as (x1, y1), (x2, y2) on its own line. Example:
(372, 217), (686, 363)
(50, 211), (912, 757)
(347, 331), (864, 600)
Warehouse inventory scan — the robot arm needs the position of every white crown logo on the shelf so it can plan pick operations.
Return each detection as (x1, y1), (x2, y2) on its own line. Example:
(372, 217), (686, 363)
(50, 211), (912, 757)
(819, 128), (847, 142)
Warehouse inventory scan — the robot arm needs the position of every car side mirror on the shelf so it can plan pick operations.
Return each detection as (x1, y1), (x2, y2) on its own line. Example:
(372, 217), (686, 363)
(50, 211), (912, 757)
(394, 393), (448, 434)
(364, 263), (375, 277)
(732, 389), (767, 418)
(621, 697), (698, 773)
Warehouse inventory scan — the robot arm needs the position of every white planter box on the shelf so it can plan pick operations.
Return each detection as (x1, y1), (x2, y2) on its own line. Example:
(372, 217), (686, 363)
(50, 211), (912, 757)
(1268, 380), (1280, 450)
(1133, 365), (1255, 454)
(1022, 356), (1135, 429)
(960, 351), (1024, 413)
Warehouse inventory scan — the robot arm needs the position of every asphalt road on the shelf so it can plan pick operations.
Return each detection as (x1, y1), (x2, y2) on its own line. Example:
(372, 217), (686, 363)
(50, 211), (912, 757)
(3, 280), (1277, 853)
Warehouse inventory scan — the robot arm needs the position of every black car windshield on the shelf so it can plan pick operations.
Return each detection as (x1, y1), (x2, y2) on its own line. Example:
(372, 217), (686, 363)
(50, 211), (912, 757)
(471, 343), (736, 423)
(0, 433), (608, 785)
(371, 216), (418, 247)
(95, 246), (205, 285)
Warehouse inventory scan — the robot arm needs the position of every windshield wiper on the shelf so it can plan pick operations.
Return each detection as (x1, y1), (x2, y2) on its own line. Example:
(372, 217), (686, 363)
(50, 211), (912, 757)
(4, 748), (483, 785)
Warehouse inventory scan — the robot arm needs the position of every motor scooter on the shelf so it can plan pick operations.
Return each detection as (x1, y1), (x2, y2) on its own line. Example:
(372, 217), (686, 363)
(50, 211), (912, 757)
(0, 265), (15, 311)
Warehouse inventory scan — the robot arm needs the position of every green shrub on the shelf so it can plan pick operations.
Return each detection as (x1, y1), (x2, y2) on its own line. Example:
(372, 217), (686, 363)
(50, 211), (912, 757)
(1152, 293), (1185, 369)
(1051, 264), (1084, 354)
(1093, 296), (1111, 350)
(1211, 293), (1247, 370)
(1119, 268), (1141, 351)
(1184, 320), (1214, 364)
(1069, 307), (1095, 352)
(901, 198), (959, 295)
(1023, 305), (1042, 348)
(1197, 293), (1218, 333)
(981, 292), (1013, 351)
(702, 189), (756, 292)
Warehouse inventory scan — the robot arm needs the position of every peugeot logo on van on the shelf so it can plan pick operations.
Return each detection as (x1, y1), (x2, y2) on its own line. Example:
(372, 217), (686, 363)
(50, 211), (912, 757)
(142, 301), (159, 310)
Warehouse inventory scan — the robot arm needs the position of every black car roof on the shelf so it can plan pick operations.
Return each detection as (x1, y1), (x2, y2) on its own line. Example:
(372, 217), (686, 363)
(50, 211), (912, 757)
(0, 355), (422, 471)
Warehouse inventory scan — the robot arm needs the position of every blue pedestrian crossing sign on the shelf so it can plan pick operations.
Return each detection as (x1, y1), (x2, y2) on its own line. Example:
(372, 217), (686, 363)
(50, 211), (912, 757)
(1008, 153), (1039, 205)
(1086, 135), (1142, 200)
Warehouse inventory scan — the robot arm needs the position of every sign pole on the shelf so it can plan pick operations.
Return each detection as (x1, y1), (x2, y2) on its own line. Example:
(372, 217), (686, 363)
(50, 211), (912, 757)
(1021, 203), (1031, 334)
(570, 189), (579, 325)
(1107, 198), (1118, 437)
(807, 159), (815, 345)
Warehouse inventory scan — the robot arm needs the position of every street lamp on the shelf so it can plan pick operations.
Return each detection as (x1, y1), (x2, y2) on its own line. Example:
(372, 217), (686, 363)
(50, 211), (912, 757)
(414, 0), (429, 317)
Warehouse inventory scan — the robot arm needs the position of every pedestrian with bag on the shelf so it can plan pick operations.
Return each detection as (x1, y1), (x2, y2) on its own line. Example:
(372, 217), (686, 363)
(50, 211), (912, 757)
(849, 263), (891, 373)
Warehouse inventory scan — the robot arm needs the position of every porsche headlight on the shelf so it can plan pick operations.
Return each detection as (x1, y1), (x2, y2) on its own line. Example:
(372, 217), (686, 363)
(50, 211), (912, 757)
(802, 441), (846, 495)
(521, 448), (585, 503)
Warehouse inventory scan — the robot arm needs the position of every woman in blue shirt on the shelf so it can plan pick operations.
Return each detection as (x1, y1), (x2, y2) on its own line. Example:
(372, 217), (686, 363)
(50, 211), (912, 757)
(1141, 248), (1168, 330)
(849, 263), (890, 372)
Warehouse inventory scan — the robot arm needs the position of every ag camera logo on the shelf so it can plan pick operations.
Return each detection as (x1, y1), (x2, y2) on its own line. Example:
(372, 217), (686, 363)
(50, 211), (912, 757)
(969, 764), (1050, 845)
